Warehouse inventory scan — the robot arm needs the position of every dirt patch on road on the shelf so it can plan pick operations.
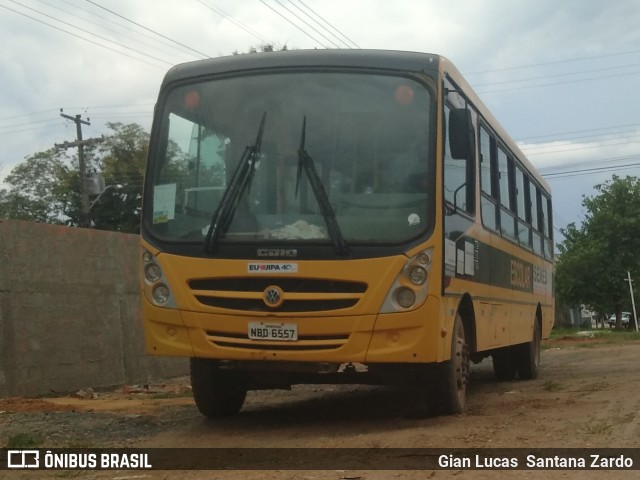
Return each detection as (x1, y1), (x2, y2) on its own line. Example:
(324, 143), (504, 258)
(0, 381), (193, 416)
(2, 335), (639, 479)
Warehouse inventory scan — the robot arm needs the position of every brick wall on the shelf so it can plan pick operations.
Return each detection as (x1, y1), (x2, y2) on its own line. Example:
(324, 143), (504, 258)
(0, 220), (187, 397)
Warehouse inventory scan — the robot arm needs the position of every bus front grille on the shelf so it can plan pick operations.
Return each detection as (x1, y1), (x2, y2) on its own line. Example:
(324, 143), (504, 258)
(190, 277), (367, 313)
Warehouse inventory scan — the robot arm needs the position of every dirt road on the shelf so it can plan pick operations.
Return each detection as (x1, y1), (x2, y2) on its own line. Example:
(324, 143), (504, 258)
(2, 333), (640, 479)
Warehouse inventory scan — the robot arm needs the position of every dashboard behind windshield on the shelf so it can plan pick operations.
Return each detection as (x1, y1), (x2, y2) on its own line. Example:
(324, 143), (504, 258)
(146, 71), (436, 246)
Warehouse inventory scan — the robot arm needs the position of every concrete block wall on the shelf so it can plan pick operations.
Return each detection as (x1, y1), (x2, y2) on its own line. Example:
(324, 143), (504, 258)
(0, 220), (187, 397)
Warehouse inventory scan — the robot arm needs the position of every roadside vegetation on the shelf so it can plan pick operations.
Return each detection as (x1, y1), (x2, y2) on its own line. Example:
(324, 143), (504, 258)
(545, 326), (640, 349)
(554, 176), (640, 329)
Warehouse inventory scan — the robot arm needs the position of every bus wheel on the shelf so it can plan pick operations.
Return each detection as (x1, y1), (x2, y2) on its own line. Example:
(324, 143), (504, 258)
(515, 321), (541, 380)
(492, 347), (516, 381)
(190, 358), (247, 418)
(427, 314), (469, 414)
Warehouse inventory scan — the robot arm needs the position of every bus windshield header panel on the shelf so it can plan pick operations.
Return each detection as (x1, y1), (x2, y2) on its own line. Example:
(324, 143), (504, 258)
(145, 70), (436, 250)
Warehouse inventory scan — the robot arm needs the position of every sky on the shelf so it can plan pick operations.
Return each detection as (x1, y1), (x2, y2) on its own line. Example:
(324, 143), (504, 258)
(1, 0), (640, 241)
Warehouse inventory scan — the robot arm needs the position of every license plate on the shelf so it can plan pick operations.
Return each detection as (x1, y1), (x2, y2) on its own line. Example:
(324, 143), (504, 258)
(248, 322), (298, 341)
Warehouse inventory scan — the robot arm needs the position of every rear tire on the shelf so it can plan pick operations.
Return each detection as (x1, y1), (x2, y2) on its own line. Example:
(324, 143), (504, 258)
(190, 358), (247, 418)
(515, 321), (541, 380)
(427, 314), (469, 415)
(492, 347), (517, 381)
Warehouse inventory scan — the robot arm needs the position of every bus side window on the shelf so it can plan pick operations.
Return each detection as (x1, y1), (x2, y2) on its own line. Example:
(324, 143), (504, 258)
(444, 105), (475, 216)
(516, 166), (532, 249)
(530, 184), (543, 256)
(497, 146), (516, 241)
(541, 195), (553, 259)
(479, 126), (498, 231)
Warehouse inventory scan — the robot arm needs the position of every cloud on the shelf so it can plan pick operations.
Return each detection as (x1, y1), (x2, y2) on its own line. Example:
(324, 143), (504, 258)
(1, 0), (640, 230)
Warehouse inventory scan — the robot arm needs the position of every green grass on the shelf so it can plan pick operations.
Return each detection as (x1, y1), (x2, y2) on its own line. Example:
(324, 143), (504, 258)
(581, 421), (613, 435)
(549, 327), (640, 342)
(603, 330), (640, 341)
(6, 432), (43, 448)
(542, 380), (563, 392)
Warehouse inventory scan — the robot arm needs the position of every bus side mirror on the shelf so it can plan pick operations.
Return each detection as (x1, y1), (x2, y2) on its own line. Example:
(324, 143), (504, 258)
(449, 108), (475, 161)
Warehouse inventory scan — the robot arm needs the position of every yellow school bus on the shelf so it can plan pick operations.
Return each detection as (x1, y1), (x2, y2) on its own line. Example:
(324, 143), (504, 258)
(140, 50), (554, 417)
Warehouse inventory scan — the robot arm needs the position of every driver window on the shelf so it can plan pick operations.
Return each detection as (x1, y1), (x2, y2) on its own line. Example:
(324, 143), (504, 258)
(444, 105), (474, 215)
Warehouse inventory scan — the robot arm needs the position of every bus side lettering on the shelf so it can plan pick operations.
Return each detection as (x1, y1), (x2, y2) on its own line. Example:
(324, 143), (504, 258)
(510, 259), (532, 290)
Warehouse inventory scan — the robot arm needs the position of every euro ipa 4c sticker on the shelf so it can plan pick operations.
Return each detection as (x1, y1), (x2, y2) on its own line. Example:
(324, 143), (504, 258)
(247, 263), (298, 274)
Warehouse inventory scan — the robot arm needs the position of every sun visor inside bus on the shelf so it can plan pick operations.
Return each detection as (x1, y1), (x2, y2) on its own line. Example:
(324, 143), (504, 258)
(448, 108), (475, 161)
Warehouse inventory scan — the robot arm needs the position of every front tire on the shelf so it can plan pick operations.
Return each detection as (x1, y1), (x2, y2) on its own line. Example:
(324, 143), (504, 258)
(427, 314), (470, 414)
(190, 358), (248, 418)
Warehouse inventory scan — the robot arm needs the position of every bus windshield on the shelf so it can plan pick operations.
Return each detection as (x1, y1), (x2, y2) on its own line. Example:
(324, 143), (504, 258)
(147, 71), (435, 246)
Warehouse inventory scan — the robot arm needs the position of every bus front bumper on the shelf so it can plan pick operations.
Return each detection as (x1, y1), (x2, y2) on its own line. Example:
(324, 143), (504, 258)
(142, 297), (443, 365)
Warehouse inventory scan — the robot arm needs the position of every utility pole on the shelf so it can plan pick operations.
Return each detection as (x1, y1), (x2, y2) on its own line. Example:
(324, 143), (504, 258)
(55, 110), (104, 227)
(626, 271), (638, 332)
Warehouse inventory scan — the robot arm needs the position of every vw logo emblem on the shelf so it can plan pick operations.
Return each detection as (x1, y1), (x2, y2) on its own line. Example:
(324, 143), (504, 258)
(263, 286), (284, 308)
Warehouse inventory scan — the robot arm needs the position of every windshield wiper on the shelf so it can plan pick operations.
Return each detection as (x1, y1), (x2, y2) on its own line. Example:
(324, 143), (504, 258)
(204, 112), (267, 253)
(296, 116), (349, 256)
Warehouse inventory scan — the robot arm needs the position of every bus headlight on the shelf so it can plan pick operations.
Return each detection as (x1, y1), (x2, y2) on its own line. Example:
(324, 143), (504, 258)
(141, 248), (177, 309)
(409, 266), (427, 285)
(418, 253), (431, 265)
(145, 263), (162, 283)
(380, 248), (433, 313)
(142, 250), (153, 264)
(153, 284), (171, 304)
(396, 287), (416, 308)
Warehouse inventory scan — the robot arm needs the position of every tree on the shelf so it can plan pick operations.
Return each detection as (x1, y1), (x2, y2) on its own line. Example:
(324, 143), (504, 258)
(555, 175), (640, 327)
(90, 122), (149, 233)
(232, 43), (288, 55)
(0, 123), (148, 233)
(0, 149), (80, 224)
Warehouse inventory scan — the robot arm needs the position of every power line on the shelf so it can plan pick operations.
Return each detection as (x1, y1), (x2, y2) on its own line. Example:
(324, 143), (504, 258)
(297, 0), (360, 48)
(520, 130), (640, 155)
(83, 0), (211, 59)
(7, 0), (175, 66)
(60, 103), (155, 112)
(471, 62), (640, 89)
(0, 117), (65, 130)
(88, 112), (152, 119)
(0, 121), (66, 137)
(537, 153), (640, 178)
(516, 122), (640, 142)
(37, 0), (199, 63)
(198, 0), (273, 46)
(0, 104), (155, 124)
(258, 0), (327, 48)
(274, 0), (342, 48)
(60, 0), (201, 61)
(0, 3), (167, 69)
(523, 131), (640, 152)
(538, 154), (640, 174)
(474, 69), (640, 94)
(465, 48), (640, 76)
(520, 131), (640, 151)
(541, 159), (640, 179)
(525, 137), (640, 157)
(286, 0), (348, 48)
(0, 109), (60, 124)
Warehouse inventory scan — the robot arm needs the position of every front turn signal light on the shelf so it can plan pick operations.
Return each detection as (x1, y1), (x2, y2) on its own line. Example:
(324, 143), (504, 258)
(380, 248), (433, 313)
